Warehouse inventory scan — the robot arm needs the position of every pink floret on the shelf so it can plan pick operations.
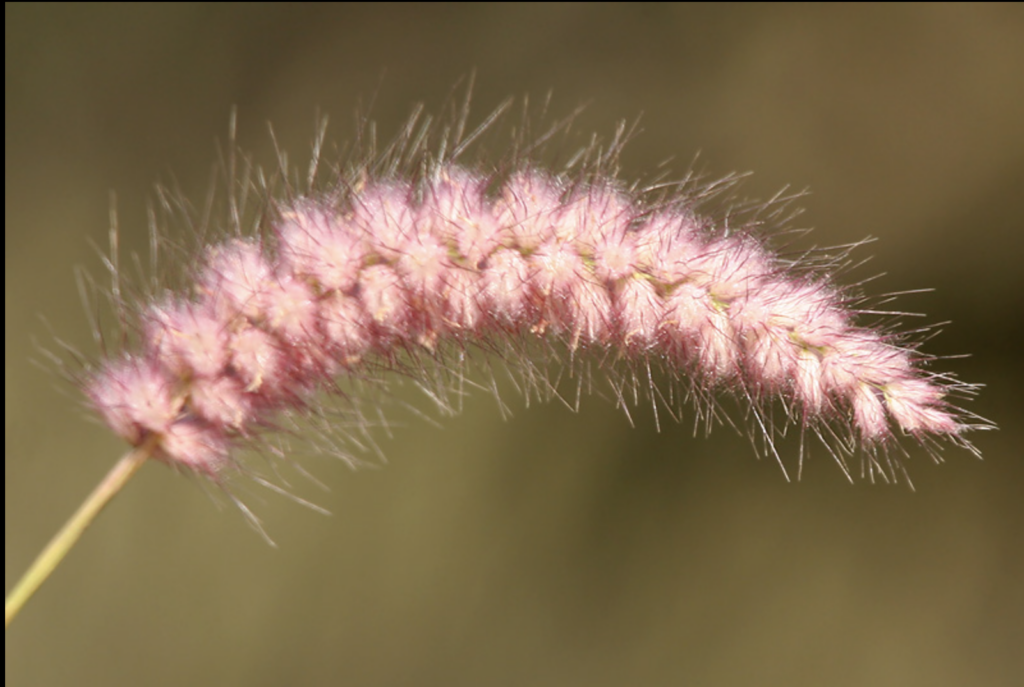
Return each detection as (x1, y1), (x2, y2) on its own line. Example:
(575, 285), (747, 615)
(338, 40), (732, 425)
(201, 240), (274, 320)
(420, 169), (505, 269)
(262, 274), (319, 344)
(884, 378), (959, 436)
(87, 357), (181, 444)
(158, 420), (229, 476)
(358, 264), (410, 337)
(277, 205), (366, 293)
(852, 383), (890, 441)
(228, 325), (284, 394)
(146, 300), (230, 378)
(481, 249), (533, 325)
(348, 184), (417, 262)
(189, 375), (252, 430)
(496, 172), (564, 251)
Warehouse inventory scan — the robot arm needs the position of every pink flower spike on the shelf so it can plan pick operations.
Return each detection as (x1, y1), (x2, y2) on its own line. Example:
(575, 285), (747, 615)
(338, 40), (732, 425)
(12, 96), (999, 639)
(68, 100), (987, 490)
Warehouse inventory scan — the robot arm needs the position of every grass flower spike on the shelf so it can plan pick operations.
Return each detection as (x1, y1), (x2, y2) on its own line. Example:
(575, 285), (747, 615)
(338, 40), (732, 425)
(88, 161), (978, 474)
(5, 95), (988, 627)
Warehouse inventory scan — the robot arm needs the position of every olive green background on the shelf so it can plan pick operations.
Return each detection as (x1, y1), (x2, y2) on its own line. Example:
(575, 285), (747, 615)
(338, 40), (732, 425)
(6, 4), (1023, 686)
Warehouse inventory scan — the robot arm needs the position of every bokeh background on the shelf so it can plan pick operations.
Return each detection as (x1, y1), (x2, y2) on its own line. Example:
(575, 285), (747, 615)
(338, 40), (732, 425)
(6, 4), (1023, 686)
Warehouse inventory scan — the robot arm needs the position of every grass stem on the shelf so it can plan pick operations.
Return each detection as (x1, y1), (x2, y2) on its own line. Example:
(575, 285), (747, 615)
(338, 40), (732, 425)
(5, 435), (158, 628)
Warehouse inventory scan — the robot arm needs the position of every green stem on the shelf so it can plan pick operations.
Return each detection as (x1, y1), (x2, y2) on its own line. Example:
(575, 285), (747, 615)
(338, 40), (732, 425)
(5, 435), (158, 628)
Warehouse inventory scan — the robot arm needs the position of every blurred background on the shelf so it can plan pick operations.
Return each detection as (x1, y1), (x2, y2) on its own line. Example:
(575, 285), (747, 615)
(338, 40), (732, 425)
(6, 4), (1023, 686)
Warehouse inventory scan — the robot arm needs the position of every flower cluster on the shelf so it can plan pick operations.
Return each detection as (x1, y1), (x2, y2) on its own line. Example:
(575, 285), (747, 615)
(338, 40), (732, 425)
(84, 133), (981, 483)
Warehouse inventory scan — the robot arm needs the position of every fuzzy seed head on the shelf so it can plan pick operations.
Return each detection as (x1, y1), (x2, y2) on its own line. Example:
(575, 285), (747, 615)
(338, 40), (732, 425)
(78, 101), (987, 490)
